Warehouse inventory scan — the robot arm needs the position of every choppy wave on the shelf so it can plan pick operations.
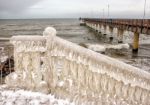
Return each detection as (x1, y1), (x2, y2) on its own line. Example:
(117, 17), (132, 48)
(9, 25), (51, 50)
(0, 19), (150, 72)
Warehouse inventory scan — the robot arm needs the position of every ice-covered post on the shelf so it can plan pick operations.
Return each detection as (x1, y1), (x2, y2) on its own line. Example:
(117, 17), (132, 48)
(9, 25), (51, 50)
(6, 36), (46, 90)
(6, 27), (56, 93)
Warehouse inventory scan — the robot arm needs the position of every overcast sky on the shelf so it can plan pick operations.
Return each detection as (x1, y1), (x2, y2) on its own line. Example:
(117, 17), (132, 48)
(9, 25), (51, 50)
(0, 0), (149, 19)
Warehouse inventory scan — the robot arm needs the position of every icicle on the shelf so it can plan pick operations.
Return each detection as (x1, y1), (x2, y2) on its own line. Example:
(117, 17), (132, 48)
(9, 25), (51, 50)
(115, 81), (123, 98)
(141, 90), (149, 105)
(121, 84), (129, 99)
(134, 87), (142, 103)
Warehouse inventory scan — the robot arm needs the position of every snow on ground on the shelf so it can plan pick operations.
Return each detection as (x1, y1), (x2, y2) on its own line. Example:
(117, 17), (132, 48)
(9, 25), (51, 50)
(0, 85), (74, 105)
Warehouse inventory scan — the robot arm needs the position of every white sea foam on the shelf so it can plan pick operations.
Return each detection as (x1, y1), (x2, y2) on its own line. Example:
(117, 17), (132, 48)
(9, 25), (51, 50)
(87, 44), (106, 52)
(86, 43), (130, 52)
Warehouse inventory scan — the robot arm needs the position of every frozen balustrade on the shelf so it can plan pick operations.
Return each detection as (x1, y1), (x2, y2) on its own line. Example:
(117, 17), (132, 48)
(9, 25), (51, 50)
(6, 27), (150, 105)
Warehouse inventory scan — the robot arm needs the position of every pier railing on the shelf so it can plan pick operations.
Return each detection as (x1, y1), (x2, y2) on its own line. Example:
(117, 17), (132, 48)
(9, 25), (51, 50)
(6, 27), (150, 105)
(82, 18), (150, 28)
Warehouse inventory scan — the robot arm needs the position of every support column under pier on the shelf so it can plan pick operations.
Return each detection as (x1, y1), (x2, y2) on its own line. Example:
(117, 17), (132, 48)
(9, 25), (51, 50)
(117, 29), (124, 43)
(109, 27), (114, 41)
(95, 24), (98, 32)
(97, 24), (101, 33)
(103, 25), (107, 35)
(132, 32), (139, 53)
(99, 24), (103, 33)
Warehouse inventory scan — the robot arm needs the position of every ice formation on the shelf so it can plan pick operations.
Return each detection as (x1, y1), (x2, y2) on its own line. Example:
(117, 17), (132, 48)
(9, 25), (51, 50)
(43, 27), (57, 37)
(6, 27), (150, 105)
(0, 47), (8, 62)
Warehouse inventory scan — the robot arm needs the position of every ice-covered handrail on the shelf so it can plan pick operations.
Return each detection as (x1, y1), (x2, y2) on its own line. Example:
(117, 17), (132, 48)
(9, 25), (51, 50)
(11, 36), (46, 41)
(10, 36), (47, 52)
(48, 35), (150, 89)
(6, 27), (150, 105)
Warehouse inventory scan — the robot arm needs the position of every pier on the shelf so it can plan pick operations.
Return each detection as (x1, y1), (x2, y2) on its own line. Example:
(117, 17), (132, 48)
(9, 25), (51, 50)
(80, 18), (150, 53)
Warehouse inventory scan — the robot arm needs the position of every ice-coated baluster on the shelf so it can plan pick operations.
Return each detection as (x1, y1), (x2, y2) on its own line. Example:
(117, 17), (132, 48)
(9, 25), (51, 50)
(141, 89), (149, 105)
(84, 67), (88, 89)
(22, 53), (30, 70)
(47, 56), (55, 87)
(68, 51), (73, 60)
(69, 61), (74, 78)
(76, 64), (81, 90)
(77, 55), (82, 64)
(101, 74), (109, 93)
(51, 57), (59, 88)
(93, 72), (100, 94)
(127, 86), (136, 104)
(70, 62), (77, 80)
(107, 77), (116, 97)
(88, 71), (94, 91)
(62, 59), (69, 81)
(80, 65), (86, 88)
(114, 81), (124, 99)
(121, 84), (129, 99)
(134, 87), (142, 104)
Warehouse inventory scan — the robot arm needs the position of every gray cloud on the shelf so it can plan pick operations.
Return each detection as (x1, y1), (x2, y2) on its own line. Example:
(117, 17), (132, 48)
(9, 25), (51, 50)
(0, 0), (149, 19)
(0, 0), (41, 12)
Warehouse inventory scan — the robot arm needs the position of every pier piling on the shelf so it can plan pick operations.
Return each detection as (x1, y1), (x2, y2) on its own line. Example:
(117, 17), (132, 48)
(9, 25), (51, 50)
(109, 27), (114, 41)
(103, 25), (107, 35)
(132, 32), (140, 53)
(117, 29), (124, 43)
(82, 18), (150, 54)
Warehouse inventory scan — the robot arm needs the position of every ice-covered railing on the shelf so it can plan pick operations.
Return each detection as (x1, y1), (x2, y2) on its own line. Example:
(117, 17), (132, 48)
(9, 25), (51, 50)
(6, 27), (150, 105)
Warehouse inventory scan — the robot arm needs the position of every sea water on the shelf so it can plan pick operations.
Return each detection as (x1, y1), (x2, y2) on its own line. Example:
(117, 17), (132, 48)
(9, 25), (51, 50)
(0, 18), (150, 72)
